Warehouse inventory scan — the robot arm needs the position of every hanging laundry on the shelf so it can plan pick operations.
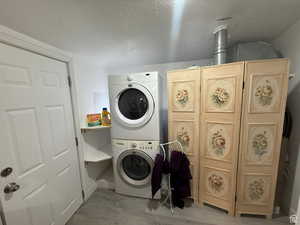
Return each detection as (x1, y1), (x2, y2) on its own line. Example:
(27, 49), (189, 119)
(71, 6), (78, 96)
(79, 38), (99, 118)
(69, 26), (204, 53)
(170, 151), (192, 209)
(151, 154), (169, 198)
(151, 150), (192, 209)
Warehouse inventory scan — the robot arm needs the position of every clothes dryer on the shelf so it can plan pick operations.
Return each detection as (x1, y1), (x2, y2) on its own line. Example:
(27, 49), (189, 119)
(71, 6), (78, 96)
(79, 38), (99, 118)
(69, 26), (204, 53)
(108, 72), (163, 140)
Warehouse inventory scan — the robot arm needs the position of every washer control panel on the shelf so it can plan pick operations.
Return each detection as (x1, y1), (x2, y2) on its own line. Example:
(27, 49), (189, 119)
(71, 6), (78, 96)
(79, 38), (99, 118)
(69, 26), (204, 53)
(112, 139), (159, 151)
(142, 141), (157, 151)
(129, 141), (156, 151)
(124, 141), (159, 151)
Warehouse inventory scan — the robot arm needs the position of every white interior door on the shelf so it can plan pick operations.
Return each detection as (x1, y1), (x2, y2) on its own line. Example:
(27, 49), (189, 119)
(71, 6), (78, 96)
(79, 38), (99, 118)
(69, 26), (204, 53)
(0, 42), (82, 225)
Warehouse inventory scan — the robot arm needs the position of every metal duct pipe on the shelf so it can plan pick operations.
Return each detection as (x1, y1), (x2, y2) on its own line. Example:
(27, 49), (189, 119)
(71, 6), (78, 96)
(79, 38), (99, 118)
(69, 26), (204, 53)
(213, 25), (228, 65)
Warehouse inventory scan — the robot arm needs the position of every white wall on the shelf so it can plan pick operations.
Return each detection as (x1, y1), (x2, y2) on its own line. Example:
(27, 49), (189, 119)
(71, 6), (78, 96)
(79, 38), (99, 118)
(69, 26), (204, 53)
(73, 56), (112, 198)
(73, 57), (110, 126)
(108, 59), (212, 77)
(273, 19), (300, 214)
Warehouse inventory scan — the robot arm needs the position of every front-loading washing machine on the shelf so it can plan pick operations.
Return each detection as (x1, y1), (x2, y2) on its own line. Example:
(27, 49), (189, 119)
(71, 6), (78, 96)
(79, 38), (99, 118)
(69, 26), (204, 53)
(108, 72), (164, 140)
(112, 139), (160, 199)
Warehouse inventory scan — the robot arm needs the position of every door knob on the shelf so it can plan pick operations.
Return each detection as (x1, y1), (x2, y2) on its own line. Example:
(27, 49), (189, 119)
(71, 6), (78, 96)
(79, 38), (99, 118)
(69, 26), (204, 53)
(1, 167), (13, 177)
(4, 182), (20, 194)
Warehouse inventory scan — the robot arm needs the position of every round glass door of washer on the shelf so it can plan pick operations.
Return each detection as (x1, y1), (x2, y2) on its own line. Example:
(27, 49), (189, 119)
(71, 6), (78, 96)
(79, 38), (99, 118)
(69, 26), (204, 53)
(117, 150), (153, 186)
(114, 83), (154, 128)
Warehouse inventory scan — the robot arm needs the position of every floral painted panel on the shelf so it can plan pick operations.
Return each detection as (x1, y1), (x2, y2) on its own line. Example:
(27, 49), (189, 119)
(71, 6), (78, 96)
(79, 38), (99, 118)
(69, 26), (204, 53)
(246, 124), (276, 165)
(206, 123), (233, 160)
(173, 121), (194, 154)
(250, 75), (282, 113)
(172, 81), (195, 112)
(244, 175), (271, 204)
(205, 168), (230, 199)
(206, 77), (236, 112)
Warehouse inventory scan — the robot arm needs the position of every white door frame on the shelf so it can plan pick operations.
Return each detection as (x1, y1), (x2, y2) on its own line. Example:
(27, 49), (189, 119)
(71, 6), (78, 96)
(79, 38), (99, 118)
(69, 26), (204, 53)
(0, 25), (86, 221)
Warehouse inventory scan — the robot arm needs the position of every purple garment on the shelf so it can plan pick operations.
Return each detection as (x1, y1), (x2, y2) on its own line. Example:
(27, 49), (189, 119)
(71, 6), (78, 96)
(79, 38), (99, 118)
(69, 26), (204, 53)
(151, 154), (169, 198)
(170, 151), (192, 208)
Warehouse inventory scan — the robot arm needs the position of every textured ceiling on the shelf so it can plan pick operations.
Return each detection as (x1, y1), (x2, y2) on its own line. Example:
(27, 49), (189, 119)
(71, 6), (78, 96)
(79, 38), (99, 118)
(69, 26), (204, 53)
(0, 0), (300, 69)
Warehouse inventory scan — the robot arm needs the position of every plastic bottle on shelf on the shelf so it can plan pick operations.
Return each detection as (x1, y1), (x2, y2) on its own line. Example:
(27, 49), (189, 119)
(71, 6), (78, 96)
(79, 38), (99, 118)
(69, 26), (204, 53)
(101, 108), (111, 126)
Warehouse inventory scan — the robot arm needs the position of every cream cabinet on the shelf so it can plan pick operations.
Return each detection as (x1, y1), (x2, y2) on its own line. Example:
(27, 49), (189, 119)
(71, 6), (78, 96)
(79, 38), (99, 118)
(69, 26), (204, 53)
(167, 59), (289, 217)
(167, 69), (200, 202)
(199, 62), (244, 216)
(235, 59), (289, 218)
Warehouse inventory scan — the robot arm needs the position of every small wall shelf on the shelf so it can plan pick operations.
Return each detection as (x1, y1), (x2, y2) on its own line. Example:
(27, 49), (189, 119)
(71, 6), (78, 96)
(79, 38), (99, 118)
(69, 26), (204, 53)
(81, 125), (111, 133)
(84, 144), (112, 163)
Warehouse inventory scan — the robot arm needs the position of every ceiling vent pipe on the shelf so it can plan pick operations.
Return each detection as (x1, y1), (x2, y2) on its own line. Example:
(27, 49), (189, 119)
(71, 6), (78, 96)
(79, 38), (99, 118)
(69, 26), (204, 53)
(213, 25), (228, 65)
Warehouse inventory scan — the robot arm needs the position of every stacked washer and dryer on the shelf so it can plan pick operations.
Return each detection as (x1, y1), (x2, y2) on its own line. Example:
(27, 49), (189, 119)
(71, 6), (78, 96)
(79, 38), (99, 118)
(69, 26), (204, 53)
(108, 72), (164, 199)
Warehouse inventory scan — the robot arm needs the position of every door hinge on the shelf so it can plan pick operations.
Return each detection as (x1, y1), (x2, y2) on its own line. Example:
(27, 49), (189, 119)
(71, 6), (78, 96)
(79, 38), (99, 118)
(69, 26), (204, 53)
(82, 190), (85, 199)
(75, 137), (79, 146)
(67, 76), (72, 87)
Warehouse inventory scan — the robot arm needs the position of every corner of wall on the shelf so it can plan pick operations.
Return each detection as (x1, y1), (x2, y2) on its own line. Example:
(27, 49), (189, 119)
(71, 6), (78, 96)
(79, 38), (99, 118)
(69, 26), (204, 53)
(271, 18), (300, 215)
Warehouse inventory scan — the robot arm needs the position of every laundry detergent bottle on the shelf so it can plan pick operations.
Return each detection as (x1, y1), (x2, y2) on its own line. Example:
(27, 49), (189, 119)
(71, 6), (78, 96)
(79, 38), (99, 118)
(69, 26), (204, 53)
(101, 107), (111, 126)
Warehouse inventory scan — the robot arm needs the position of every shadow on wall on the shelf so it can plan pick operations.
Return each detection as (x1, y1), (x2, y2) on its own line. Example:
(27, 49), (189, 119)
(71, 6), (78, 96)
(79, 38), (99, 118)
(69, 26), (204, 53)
(283, 82), (300, 214)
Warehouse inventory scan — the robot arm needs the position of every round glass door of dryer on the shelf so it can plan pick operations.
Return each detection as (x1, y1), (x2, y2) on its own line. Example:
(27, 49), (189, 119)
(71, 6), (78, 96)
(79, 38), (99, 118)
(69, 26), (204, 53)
(118, 88), (148, 120)
(117, 150), (153, 186)
(113, 83), (155, 128)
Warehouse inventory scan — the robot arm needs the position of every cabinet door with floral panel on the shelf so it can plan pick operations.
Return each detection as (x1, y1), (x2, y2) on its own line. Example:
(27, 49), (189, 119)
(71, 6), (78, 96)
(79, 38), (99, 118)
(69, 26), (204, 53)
(250, 74), (283, 113)
(169, 119), (199, 200)
(205, 77), (236, 113)
(245, 123), (277, 165)
(167, 69), (200, 202)
(205, 122), (234, 162)
(172, 81), (195, 112)
(241, 174), (272, 206)
(200, 62), (244, 216)
(236, 59), (289, 217)
(204, 167), (231, 201)
(172, 121), (195, 156)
